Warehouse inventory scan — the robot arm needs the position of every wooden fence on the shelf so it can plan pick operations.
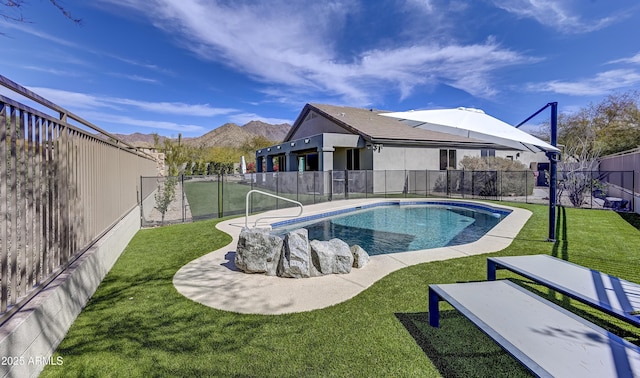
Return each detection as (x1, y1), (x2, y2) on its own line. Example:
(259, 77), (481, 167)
(0, 75), (158, 322)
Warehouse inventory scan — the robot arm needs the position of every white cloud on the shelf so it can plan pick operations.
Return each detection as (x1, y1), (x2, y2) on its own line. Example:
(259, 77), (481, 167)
(403, 0), (435, 13)
(491, 0), (622, 33)
(0, 22), (81, 47)
(107, 98), (237, 117)
(29, 87), (111, 110)
(23, 66), (83, 77)
(107, 73), (160, 84)
(96, 0), (535, 104)
(28, 87), (237, 117)
(12, 87), (205, 134)
(82, 112), (206, 134)
(527, 69), (640, 96)
(608, 52), (640, 65)
(229, 113), (293, 126)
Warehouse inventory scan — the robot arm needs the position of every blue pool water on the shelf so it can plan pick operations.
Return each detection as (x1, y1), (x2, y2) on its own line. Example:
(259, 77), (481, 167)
(271, 202), (510, 255)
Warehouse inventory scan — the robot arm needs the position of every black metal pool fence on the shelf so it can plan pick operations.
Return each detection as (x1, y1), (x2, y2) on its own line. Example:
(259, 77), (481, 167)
(140, 169), (635, 226)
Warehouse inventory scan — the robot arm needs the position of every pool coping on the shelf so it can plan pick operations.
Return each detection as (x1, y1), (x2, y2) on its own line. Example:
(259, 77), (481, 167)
(173, 198), (532, 315)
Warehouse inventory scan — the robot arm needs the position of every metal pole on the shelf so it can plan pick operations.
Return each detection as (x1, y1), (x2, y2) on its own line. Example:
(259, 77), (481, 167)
(181, 174), (185, 222)
(547, 102), (558, 241)
(517, 101), (559, 242)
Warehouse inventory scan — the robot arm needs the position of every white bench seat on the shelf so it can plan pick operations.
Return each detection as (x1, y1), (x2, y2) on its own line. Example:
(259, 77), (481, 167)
(429, 280), (640, 378)
(487, 254), (640, 327)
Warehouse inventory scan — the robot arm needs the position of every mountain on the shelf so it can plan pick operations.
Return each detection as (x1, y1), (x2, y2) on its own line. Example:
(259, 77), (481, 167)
(111, 121), (290, 149)
(242, 121), (291, 141)
(183, 122), (252, 148)
(110, 132), (167, 148)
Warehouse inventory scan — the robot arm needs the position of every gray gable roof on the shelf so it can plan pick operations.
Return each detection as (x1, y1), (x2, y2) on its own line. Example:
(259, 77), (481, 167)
(285, 103), (506, 149)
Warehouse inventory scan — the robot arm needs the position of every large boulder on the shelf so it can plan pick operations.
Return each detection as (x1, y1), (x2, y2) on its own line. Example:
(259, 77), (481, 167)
(235, 227), (283, 276)
(278, 228), (311, 278)
(236, 228), (366, 278)
(350, 245), (370, 268)
(310, 238), (353, 275)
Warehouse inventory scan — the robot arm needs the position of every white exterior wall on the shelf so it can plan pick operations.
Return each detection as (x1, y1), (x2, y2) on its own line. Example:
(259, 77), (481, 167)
(372, 146), (442, 171)
(360, 148), (373, 170)
(497, 150), (548, 169)
(333, 148), (347, 170)
(370, 146), (441, 193)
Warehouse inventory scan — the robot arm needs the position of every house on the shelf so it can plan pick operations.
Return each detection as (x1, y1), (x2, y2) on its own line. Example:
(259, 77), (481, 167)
(256, 103), (545, 173)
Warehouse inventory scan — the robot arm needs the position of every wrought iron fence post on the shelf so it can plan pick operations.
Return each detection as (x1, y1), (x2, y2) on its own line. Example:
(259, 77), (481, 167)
(217, 174), (223, 218)
(385, 170), (387, 198)
(426, 169), (429, 197)
(181, 174), (185, 222)
(365, 169), (368, 198)
(345, 169), (349, 200)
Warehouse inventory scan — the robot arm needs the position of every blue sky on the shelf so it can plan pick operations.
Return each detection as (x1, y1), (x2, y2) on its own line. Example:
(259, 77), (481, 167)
(1, 0), (639, 138)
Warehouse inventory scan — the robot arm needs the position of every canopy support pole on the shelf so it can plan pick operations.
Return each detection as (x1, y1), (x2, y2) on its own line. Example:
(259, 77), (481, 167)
(517, 102), (559, 242)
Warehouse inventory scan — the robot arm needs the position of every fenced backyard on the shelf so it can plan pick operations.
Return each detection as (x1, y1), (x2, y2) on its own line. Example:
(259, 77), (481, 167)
(141, 169), (635, 226)
(2, 70), (640, 376)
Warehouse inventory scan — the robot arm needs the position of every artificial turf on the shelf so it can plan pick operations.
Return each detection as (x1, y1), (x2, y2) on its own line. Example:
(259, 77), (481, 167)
(41, 203), (640, 377)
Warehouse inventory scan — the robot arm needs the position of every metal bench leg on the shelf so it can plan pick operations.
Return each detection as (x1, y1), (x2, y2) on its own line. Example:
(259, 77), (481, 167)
(428, 287), (441, 327)
(487, 259), (497, 281)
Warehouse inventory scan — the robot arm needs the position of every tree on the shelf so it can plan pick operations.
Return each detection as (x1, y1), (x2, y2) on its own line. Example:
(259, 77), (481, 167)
(241, 135), (277, 155)
(557, 138), (602, 207)
(1, 0), (81, 24)
(551, 91), (640, 158)
(183, 161), (193, 176)
(153, 134), (193, 225)
(459, 156), (527, 171)
(457, 156), (531, 197)
(540, 95), (640, 206)
(156, 133), (199, 176)
(592, 92), (640, 155)
(154, 177), (177, 225)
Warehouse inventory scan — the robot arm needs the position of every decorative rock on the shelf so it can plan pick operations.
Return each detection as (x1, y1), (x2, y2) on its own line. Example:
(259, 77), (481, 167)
(279, 228), (311, 278)
(235, 227), (283, 276)
(350, 245), (370, 268)
(310, 238), (353, 274)
(331, 239), (354, 274)
(309, 239), (335, 275)
(236, 227), (366, 278)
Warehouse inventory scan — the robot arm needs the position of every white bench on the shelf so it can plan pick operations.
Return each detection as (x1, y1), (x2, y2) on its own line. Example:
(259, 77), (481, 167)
(487, 254), (640, 327)
(429, 280), (640, 377)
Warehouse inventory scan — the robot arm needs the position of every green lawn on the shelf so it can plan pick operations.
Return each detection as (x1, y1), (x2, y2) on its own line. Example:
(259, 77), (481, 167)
(183, 180), (328, 219)
(41, 203), (640, 377)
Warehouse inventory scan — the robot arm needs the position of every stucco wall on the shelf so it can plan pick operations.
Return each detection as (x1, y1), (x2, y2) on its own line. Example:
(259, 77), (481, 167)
(372, 146), (441, 171)
(290, 112), (350, 140)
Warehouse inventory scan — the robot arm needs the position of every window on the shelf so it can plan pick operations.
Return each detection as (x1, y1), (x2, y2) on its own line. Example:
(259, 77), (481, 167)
(346, 148), (360, 170)
(275, 155), (285, 171)
(481, 149), (496, 158)
(298, 152), (318, 171)
(440, 149), (457, 170)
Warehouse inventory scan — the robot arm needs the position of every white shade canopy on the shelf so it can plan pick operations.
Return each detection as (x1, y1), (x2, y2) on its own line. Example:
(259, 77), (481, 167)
(380, 107), (560, 153)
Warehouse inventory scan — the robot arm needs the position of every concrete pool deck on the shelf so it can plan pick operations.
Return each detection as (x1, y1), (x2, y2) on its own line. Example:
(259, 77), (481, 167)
(173, 198), (532, 315)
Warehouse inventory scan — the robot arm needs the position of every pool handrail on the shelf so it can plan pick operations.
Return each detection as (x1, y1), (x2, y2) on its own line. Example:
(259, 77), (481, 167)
(245, 189), (304, 228)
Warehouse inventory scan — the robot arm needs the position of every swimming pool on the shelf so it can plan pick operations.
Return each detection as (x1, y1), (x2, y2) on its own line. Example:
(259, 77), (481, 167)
(271, 201), (511, 255)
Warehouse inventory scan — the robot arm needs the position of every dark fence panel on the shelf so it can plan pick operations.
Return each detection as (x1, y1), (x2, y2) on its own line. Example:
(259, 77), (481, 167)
(141, 169), (634, 226)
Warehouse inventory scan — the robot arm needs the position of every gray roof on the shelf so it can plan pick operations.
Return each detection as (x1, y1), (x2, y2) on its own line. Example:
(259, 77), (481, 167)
(286, 103), (505, 148)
